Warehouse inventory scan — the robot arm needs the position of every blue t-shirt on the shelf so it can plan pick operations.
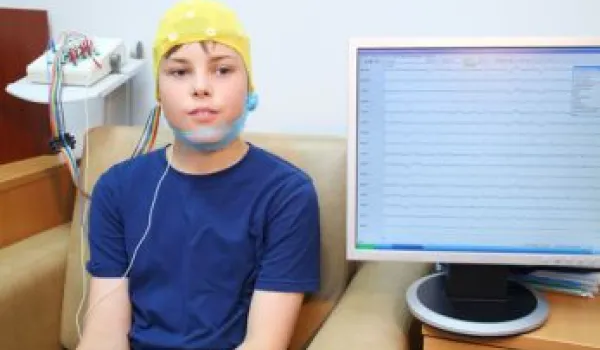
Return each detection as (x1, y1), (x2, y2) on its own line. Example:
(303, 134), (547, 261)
(86, 143), (321, 349)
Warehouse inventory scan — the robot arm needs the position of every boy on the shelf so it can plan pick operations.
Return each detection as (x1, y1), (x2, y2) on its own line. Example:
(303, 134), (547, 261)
(78, 1), (321, 349)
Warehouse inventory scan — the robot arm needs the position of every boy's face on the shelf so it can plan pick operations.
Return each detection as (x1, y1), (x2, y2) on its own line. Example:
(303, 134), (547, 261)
(158, 41), (249, 143)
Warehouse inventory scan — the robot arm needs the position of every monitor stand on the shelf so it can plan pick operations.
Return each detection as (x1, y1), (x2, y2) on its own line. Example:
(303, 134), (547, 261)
(406, 264), (549, 337)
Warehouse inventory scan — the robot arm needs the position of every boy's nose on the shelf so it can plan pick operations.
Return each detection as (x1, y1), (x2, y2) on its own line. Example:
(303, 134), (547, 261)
(192, 74), (212, 97)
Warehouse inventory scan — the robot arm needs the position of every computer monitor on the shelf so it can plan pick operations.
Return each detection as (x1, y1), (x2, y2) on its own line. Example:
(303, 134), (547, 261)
(347, 37), (600, 337)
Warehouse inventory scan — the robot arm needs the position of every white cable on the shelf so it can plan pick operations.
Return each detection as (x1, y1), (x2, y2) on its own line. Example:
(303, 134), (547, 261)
(127, 77), (132, 125)
(76, 81), (92, 339)
(80, 156), (170, 334)
(74, 46), (171, 339)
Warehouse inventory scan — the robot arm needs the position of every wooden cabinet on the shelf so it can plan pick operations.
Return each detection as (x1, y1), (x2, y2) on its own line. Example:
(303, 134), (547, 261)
(0, 8), (52, 165)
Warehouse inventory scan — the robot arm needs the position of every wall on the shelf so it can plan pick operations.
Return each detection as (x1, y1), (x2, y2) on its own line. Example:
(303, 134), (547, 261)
(2, 0), (599, 154)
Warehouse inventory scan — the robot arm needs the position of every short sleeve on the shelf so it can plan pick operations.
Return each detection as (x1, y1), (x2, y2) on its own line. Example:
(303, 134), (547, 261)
(85, 166), (128, 278)
(255, 177), (321, 293)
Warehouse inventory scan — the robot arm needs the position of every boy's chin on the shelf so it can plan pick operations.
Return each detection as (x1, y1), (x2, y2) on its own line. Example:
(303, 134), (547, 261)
(181, 125), (227, 144)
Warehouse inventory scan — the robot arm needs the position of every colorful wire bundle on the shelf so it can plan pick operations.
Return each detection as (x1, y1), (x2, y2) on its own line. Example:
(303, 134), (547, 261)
(47, 31), (159, 199)
(48, 31), (93, 198)
(132, 105), (161, 158)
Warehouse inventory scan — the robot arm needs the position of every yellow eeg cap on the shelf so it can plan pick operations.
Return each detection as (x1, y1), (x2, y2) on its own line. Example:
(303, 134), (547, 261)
(152, 0), (254, 98)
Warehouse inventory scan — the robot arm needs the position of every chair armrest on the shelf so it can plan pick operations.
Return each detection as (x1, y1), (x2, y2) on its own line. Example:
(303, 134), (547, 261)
(0, 224), (70, 350)
(0, 155), (74, 248)
(307, 261), (432, 350)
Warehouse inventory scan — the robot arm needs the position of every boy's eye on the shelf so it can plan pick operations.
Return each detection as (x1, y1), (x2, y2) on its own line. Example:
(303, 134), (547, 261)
(216, 65), (232, 75)
(168, 68), (188, 76)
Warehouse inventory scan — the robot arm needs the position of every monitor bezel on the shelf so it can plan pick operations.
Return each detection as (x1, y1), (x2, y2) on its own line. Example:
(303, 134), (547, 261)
(346, 37), (600, 268)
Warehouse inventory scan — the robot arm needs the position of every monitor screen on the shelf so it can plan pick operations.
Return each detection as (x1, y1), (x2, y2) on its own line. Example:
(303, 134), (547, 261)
(347, 38), (600, 268)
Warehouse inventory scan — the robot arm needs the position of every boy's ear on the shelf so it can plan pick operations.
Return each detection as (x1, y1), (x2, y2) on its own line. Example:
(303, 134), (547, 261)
(246, 93), (258, 111)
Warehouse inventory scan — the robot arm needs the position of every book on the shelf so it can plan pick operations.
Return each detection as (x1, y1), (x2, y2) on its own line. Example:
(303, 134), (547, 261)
(511, 268), (600, 298)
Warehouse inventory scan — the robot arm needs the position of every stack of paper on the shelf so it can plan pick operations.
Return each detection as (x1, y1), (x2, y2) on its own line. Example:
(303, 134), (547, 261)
(512, 269), (600, 298)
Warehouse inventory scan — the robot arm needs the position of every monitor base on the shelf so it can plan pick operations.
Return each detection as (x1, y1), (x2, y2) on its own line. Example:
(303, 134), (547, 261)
(406, 266), (549, 337)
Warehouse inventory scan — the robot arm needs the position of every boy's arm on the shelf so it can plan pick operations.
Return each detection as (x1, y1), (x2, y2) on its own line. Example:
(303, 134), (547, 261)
(239, 178), (321, 350)
(237, 291), (304, 350)
(77, 278), (131, 350)
(78, 167), (132, 349)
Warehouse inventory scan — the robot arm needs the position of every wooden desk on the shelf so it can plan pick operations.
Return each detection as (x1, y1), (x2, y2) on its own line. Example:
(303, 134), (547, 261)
(423, 292), (600, 350)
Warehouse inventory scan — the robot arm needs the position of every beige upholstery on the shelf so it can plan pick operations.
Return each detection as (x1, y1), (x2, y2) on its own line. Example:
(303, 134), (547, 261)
(0, 125), (429, 350)
(0, 224), (70, 350)
(308, 262), (432, 350)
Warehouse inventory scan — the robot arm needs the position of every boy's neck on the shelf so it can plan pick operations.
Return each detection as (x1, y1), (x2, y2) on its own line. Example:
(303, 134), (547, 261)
(166, 137), (249, 175)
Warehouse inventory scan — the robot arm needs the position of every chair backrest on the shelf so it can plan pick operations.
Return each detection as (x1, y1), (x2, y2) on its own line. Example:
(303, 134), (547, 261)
(59, 125), (354, 349)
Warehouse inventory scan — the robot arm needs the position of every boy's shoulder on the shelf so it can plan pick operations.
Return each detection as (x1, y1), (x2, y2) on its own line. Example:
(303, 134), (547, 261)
(93, 147), (166, 190)
(246, 143), (319, 213)
(247, 142), (313, 186)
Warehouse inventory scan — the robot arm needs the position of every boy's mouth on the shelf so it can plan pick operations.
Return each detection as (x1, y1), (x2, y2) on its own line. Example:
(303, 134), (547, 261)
(188, 107), (218, 123)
